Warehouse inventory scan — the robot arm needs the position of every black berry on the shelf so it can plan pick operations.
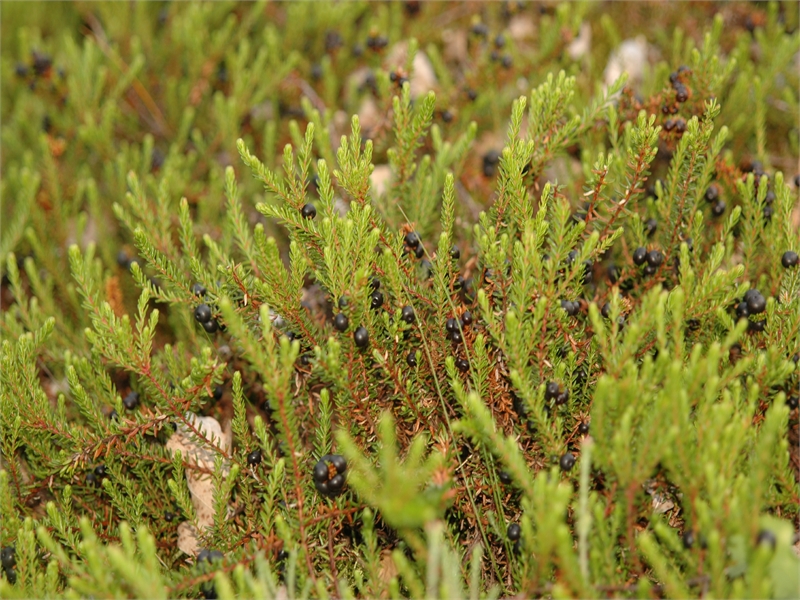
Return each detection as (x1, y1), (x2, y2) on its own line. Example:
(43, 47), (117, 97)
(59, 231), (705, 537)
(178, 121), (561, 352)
(450, 330), (463, 344)
(756, 529), (776, 550)
(748, 319), (766, 333)
(711, 200), (726, 217)
(354, 326), (369, 348)
(560, 298), (579, 316)
(633, 247), (647, 266)
(682, 530), (695, 549)
(85, 471), (98, 487)
(735, 301), (749, 320)
(202, 319), (219, 334)
(483, 150), (501, 177)
(191, 283), (207, 297)
(197, 549), (224, 564)
(544, 381), (560, 401)
(461, 310), (473, 326)
(4, 567), (16, 584)
(455, 357), (469, 371)
(781, 251), (799, 269)
(404, 231), (420, 249)
(164, 511), (175, 522)
(601, 302), (611, 319)
(301, 203), (317, 219)
(370, 291), (384, 310)
(247, 449), (262, 466)
(333, 313), (349, 332)
(450, 245), (461, 260)
(414, 245), (425, 259)
(445, 318), (459, 334)
(123, 391), (139, 410)
(559, 452), (576, 472)
(763, 205), (773, 222)
(94, 464), (107, 478)
(313, 454), (347, 497)
(745, 290), (766, 314)
(498, 471), (512, 485)
(645, 218), (658, 237)
(194, 304), (212, 323)
(578, 421), (590, 435)
(507, 523), (521, 541)
(704, 185), (719, 202)
(406, 351), (418, 367)
(646, 250), (663, 268)
(674, 85), (688, 102)
(401, 305), (415, 324)
(1, 547), (15, 570)
(212, 385), (223, 401)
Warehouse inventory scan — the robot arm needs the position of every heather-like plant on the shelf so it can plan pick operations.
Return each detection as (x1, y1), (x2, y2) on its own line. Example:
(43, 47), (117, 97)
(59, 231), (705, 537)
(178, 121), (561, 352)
(1, 2), (799, 598)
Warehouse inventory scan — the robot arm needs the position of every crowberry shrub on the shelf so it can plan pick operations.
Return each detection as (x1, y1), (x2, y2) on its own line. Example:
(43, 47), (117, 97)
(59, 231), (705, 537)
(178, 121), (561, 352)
(0, 2), (798, 599)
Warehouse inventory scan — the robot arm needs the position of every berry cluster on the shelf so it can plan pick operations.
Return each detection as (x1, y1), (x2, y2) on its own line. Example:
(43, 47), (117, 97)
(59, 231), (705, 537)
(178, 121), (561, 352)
(85, 464), (107, 488)
(313, 454), (347, 497)
(735, 288), (767, 332)
(704, 184), (726, 218)
(544, 381), (570, 406)
(1, 546), (16, 585)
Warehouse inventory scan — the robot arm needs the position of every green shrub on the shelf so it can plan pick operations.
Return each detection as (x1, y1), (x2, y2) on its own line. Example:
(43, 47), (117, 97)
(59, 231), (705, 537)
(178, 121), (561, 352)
(1, 2), (799, 598)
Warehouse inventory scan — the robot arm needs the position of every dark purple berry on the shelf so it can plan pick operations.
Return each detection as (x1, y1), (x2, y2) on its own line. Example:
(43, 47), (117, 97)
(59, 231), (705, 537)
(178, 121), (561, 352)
(370, 291), (384, 310)
(354, 326), (369, 348)
(756, 529), (776, 549)
(401, 305), (415, 324)
(559, 452), (576, 472)
(745, 290), (766, 314)
(404, 232), (420, 249)
(194, 304), (212, 323)
(646, 250), (663, 268)
(247, 449), (262, 466)
(1, 547), (16, 570)
(301, 203), (316, 219)
(483, 150), (501, 177)
(682, 530), (695, 549)
(333, 313), (349, 332)
(633, 247), (647, 266)
(735, 301), (749, 320)
(781, 251), (799, 269)
(601, 302), (611, 319)
(123, 391), (139, 410)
